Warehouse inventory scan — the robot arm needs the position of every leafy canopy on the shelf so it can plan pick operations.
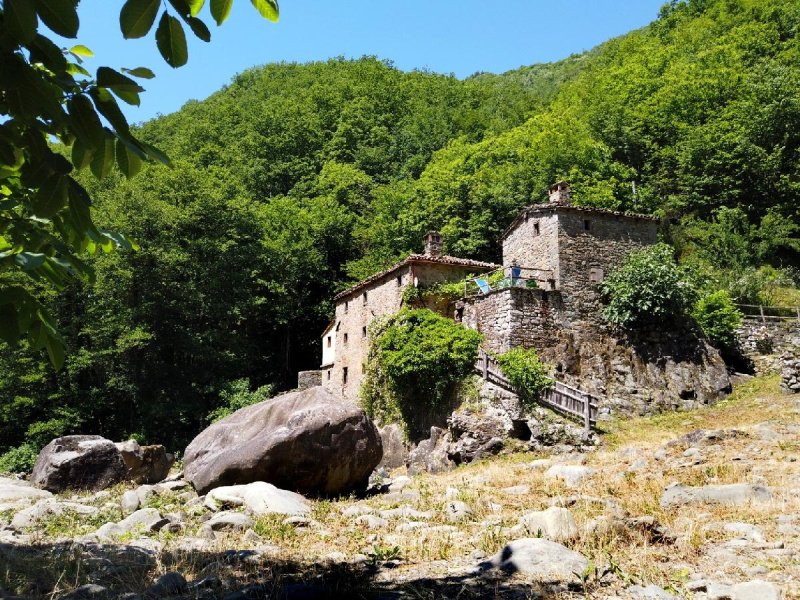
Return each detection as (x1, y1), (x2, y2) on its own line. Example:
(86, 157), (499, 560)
(692, 290), (743, 350)
(495, 347), (553, 409)
(0, 0), (279, 368)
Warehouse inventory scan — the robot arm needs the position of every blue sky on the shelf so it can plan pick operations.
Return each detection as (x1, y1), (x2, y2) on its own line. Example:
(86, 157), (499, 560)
(73, 0), (667, 124)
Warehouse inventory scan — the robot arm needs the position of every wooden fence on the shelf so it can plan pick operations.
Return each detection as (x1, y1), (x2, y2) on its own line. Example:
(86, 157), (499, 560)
(736, 304), (800, 322)
(475, 348), (599, 431)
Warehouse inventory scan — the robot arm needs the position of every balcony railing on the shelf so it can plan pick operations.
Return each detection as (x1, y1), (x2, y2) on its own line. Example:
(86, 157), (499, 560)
(464, 265), (555, 298)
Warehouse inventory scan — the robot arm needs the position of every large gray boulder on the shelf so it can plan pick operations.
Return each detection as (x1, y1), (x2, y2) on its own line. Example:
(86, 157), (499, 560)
(183, 386), (382, 495)
(660, 483), (772, 508)
(31, 435), (127, 492)
(479, 538), (589, 581)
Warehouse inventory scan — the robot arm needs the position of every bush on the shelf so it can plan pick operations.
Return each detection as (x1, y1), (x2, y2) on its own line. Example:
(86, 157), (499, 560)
(206, 379), (274, 423)
(361, 309), (482, 436)
(600, 243), (697, 328)
(692, 290), (742, 350)
(495, 347), (553, 409)
(0, 443), (39, 474)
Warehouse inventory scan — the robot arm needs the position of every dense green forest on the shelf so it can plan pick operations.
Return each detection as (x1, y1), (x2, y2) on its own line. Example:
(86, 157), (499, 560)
(2, 0), (799, 468)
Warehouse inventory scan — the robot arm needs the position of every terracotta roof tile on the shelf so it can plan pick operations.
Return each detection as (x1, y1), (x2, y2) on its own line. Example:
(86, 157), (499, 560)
(334, 254), (498, 301)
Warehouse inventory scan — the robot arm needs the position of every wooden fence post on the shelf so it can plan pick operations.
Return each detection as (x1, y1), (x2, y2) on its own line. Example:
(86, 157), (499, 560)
(759, 305), (765, 323)
(583, 394), (591, 432)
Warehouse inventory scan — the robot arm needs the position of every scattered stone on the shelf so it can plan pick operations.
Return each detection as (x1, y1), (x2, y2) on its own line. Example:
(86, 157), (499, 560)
(501, 485), (530, 495)
(243, 528), (262, 544)
(31, 435), (127, 492)
(355, 514), (388, 529)
(205, 511), (254, 532)
(660, 483), (772, 507)
(626, 584), (677, 599)
(93, 508), (168, 540)
(205, 482), (310, 516)
(0, 479), (53, 504)
(341, 505), (373, 517)
(116, 440), (174, 485)
(544, 464), (595, 488)
(121, 490), (142, 515)
(184, 386), (382, 495)
(379, 505), (433, 520)
(730, 580), (782, 600)
(445, 500), (472, 523)
(723, 522), (765, 543)
(527, 458), (552, 470)
(706, 582), (733, 599)
(59, 584), (108, 599)
(387, 476), (411, 493)
(479, 537), (588, 582)
(517, 507), (578, 542)
(10, 499), (99, 530)
(147, 572), (187, 598)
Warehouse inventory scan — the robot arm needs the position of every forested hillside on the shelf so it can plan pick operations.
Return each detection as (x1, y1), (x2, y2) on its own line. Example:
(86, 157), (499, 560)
(1, 0), (799, 467)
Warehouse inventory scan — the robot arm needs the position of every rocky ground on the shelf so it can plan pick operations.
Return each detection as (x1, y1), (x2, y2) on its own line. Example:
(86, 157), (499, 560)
(0, 374), (798, 599)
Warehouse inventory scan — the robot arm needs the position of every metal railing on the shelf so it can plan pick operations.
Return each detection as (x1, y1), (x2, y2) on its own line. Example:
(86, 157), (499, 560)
(463, 265), (556, 298)
(475, 348), (598, 431)
(736, 304), (800, 322)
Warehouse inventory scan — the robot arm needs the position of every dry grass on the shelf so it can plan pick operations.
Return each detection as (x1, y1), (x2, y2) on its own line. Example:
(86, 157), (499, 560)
(2, 373), (798, 599)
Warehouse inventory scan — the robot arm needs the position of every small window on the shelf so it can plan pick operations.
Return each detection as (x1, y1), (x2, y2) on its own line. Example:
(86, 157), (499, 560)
(362, 326), (367, 338)
(327, 370), (331, 381)
(343, 333), (348, 345)
(344, 300), (348, 313)
(584, 219), (591, 231)
(396, 275), (402, 287)
(589, 268), (604, 284)
(363, 291), (368, 304)
(327, 336), (332, 348)
(335, 321), (341, 332)
(343, 367), (348, 385)
(362, 363), (366, 374)
(455, 307), (464, 322)
(533, 222), (540, 236)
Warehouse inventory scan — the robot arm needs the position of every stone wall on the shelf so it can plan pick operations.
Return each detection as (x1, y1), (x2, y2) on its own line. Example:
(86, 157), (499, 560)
(460, 288), (563, 354)
(324, 261), (492, 402)
(502, 213), (560, 279)
(781, 353), (800, 393)
(736, 318), (800, 372)
(297, 370), (322, 390)
(556, 210), (658, 326)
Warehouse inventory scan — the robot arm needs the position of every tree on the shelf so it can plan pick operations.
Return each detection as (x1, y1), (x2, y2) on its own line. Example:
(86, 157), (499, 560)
(0, 0), (279, 368)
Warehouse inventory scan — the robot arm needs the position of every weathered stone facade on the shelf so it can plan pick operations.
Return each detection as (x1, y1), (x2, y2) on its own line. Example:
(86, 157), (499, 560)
(736, 318), (800, 370)
(459, 288), (563, 354)
(322, 255), (497, 402)
(781, 352), (800, 393)
(296, 370), (322, 391)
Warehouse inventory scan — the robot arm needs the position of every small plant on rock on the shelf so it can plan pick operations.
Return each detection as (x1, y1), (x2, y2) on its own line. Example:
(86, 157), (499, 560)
(691, 290), (742, 350)
(496, 347), (553, 409)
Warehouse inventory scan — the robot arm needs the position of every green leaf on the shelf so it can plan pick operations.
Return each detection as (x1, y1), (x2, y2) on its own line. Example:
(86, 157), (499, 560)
(45, 334), (65, 370)
(116, 138), (143, 179)
(5, 0), (39, 43)
(34, 0), (79, 38)
(167, 0), (192, 17)
(32, 173), (68, 217)
(71, 138), (93, 170)
(89, 87), (131, 135)
(66, 178), (92, 233)
(67, 94), (104, 150)
(210, 0), (233, 25)
(250, 0), (279, 22)
(186, 16), (211, 42)
(119, 0), (161, 39)
(14, 252), (46, 271)
(29, 34), (69, 73)
(139, 141), (171, 166)
(156, 12), (189, 68)
(90, 134), (115, 179)
(69, 44), (94, 57)
(188, 0), (205, 17)
(96, 66), (144, 106)
(123, 66), (156, 79)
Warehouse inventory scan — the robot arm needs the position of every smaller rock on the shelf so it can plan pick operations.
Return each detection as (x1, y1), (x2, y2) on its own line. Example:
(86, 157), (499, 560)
(205, 482), (310, 516)
(479, 538), (588, 582)
(730, 580), (782, 600)
(205, 511), (254, 532)
(626, 584), (677, 599)
(723, 522), (765, 543)
(147, 572), (187, 598)
(518, 507), (578, 542)
(355, 514), (388, 529)
(121, 490), (141, 515)
(243, 528), (262, 544)
(93, 508), (168, 540)
(660, 483), (772, 507)
(445, 500), (472, 523)
(500, 485), (530, 495)
(59, 584), (108, 599)
(544, 465), (594, 488)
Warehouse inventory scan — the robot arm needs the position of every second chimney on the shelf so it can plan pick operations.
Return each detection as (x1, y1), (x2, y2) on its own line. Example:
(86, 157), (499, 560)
(423, 231), (443, 257)
(548, 181), (571, 204)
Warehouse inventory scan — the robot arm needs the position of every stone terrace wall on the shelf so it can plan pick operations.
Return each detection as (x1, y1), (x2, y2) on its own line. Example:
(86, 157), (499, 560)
(460, 288), (563, 354)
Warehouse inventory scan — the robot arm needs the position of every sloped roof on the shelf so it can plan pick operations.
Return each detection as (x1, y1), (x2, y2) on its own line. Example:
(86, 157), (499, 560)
(501, 202), (660, 241)
(334, 254), (499, 301)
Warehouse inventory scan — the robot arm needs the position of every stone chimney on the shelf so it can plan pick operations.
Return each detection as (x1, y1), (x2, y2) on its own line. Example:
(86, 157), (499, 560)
(423, 231), (443, 257)
(548, 181), (571, 204)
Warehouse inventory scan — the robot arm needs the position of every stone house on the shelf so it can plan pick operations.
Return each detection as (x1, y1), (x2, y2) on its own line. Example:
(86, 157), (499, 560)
(320, 182), (730, 414)
(321, 232), (498, 401)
